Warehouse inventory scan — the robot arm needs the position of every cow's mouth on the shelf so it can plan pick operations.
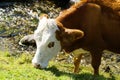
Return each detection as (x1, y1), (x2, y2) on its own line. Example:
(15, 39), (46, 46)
(33, 63), (42, 69)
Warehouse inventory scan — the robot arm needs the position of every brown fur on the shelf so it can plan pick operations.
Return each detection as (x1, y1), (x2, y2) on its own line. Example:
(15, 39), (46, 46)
(55, 0), (120, 75)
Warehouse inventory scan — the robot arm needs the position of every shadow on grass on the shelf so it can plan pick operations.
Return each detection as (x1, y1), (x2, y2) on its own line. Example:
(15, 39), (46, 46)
(45, 66), (115, 80)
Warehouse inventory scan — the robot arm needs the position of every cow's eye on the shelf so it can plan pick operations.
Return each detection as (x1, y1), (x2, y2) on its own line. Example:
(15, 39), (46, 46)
(48, 42), (55, 48)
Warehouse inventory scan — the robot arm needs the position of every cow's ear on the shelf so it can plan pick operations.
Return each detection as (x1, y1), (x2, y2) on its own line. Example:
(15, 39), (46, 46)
(56, 21), (84, 42)
(65, 28), (84, 41)
(56, 26), (65, 40)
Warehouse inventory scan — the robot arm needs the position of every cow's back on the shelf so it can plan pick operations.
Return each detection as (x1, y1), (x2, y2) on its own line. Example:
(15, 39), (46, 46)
(56, 0), (120, 52)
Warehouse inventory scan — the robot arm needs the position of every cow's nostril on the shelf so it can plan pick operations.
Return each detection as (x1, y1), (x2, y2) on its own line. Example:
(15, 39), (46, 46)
(33, 63), (41, 69)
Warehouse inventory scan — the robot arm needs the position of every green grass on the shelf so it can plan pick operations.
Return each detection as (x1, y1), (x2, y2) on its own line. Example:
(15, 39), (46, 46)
(0, 51), (120, 80)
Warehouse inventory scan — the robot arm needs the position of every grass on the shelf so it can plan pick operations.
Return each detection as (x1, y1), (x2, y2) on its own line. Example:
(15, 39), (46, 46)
(0, 51), (120, 80)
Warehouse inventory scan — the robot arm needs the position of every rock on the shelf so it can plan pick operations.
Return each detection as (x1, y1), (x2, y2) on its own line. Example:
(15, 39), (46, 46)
(116, 58), (120, 63)
(104, 66), (111, 73)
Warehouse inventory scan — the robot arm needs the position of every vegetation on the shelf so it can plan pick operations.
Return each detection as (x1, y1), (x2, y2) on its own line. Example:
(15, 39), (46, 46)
(0, 51), (120, 80)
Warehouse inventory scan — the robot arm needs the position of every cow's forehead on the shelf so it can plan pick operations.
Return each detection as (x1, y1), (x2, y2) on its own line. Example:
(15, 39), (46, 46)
(34, 18), (59, 42)
(37, 18), (59, 33)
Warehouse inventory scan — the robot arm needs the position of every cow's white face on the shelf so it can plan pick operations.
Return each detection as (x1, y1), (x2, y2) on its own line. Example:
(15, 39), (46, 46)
(32, 16), (84, 69)
(32, 17), (61, 68)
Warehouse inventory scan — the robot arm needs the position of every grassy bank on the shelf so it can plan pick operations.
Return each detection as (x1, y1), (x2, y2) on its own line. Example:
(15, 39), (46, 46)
(0, 51), (120, 80)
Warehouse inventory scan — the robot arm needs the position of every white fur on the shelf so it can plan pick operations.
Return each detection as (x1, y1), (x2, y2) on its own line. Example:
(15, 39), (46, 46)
(32, 17), (61, 68)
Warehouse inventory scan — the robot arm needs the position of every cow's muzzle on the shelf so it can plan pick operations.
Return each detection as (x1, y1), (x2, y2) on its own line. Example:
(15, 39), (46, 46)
(32, 63), (41, 69)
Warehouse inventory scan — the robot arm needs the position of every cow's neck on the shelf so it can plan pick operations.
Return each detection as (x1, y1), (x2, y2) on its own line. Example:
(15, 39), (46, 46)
(56, 11), (82, 29)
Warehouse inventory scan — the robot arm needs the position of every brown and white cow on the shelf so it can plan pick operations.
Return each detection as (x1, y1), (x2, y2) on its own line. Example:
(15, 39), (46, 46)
(20, 0), (120, 75)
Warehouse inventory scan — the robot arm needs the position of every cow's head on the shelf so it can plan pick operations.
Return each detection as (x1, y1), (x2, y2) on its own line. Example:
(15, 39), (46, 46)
(32, 15), (84, 69)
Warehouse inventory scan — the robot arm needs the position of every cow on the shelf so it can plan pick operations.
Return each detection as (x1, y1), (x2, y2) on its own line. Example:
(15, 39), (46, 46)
(19, 0), (120, 75)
